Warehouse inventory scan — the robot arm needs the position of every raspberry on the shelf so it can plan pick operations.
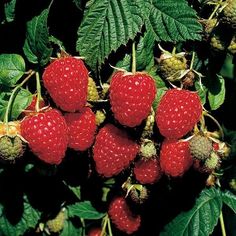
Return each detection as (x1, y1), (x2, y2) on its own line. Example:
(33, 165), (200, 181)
(109, 71), (156, 127)
(87, 227), (102, 236)
(139, 139), (157, 160)
(46, 210), (66, 233)
(87, 77), (99, 101)
(156, 89), (202, 139)
(204, 152), (220, 171)
(159, 54), (187, 81)
(134, 158), (162, 184)
(64, 107), (96, 151)
(108, 196), (141, 234)
(221, 0), (236, 26)
(43, 56), (89, 112)
(160, 139), (193, 177)
(202, 18), (218, 36)
(0, 136), (25, 162)
(93, 124), (139, 177)
(210, 34), (227, 52)
(129, 185), (149, 204)
(21, 108), (68, 165)
(228, 35), (236, 54)
(189, 134), (213, 160)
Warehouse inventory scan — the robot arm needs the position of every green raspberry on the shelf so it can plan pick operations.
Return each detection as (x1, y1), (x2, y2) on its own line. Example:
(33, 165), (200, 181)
(159, 55), (187, 81)
(221, 0), (236, 26)
(87, 77), (99, 101)
(204, 152), (220, 171)
(189, 135), (213, 160)
(0, 136), (25, 162)
(228, 35), (236, 54)
(46, 210), (66, 233)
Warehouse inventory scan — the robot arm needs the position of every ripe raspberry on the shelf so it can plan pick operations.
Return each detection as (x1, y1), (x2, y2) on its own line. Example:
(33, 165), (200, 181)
(160, 139), (193, 177)
(93, 124), (139, 177)
(189, 134), (213, 160)
(64, 107), (96, 151)
(87, 77), (99, 101)
(87, 227), (102, 236)
(109, 71), (156, 127)
(46, 210), (66, 233)
(0, 136), (25, 162)
(21, 108), (68, 165)
(42, 56), (89, 112)
(159, 54), (187, 81)
(22, 95), (45, 116)
(134, 158), (162, 184)
(108, 196), (141, 234)
(221, 0), (236, 26)
(156, 89), (202, 139)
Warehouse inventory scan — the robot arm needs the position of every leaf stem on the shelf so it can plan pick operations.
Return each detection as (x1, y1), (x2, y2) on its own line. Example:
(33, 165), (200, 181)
(190, 52), (195, 70)
(35, 72), (42, 112)
(220, 211), (227, 236)
(107, 216), (113, 236)
(4, 70), (35, 129)
(132, 42), (136, 74)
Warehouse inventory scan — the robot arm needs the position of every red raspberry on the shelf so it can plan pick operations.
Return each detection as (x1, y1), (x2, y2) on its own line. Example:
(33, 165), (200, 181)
(108, 196), (141, 234)
(42, 57), (89, 112)
(21, 108), (68, 164)
(64, 107), (96, 151)
(156, 89), (202, 139)
(87, 227), (102, 236)
(93, 124), (139, 177)
(134, 158), (162, 184)
(160, 139), (193, 177)
(110, 71), (156, 127)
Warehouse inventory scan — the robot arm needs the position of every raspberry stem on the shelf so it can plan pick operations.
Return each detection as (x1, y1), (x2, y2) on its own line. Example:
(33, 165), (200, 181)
(219, 211), (227, 236)
(35, 72), (43, 112)
(208, 0), (223, 20)
(132, 42), (136, 74)
(4, 70), (35, 132)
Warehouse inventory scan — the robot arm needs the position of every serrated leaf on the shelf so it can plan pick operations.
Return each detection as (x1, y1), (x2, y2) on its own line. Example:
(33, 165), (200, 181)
(147, 0), (202, 42)
(0, 199), (41, 236)
(136, 29), (155, 71)
(23, 8), (52, 66)
(208, 75), (225, 110)
(67, 201), (105, 219)
(0, 88), (32, 121)
(222, 191), (236, 213)
(116, 54), (131, 71)
(160, 188), (222, 236)
(4, 0), (16, 23)
(0, 54), (25, 86)
(60, 221), (83, 236)
(76, 0), (144, 72)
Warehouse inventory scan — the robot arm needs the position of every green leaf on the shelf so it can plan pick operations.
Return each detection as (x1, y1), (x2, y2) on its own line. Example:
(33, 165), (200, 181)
(195, 81), (207, 105)
(147, 0), (202, 42)
(220, 54), (234, 80)
(116, 54), (131, 71)
(60, 221), (83, 236)
(23, 8), (52, 66)
(4, 0), (16, 23)
(222, 191), (236, 213)
(0, 198), (41, 236)
(76, 0), (144, 71)
(0, 54), (25, 86)
(136, 29), (155, 71)
(0, 88), (32, 121)
(67, 201), (105, 219)
(67, 185), (81, 200)
(208, 75), (225, 110)
(160, 188), (222, 236)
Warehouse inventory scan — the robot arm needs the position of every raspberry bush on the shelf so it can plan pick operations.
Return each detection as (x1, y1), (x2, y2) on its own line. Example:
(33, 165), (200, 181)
(0, 0), (236, 235)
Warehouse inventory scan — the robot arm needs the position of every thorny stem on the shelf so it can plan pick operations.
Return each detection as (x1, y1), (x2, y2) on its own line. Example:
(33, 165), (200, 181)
(3, 70), (35, 133)
(220, 211), (227, 236)
(35, 72), (42, 112)
(132, 42), (136, 74)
